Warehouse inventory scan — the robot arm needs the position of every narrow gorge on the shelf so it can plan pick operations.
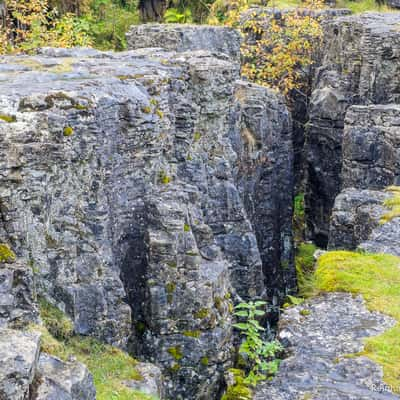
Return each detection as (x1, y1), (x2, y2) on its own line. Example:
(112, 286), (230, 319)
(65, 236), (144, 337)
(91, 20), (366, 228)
(0, 8), (399, 400)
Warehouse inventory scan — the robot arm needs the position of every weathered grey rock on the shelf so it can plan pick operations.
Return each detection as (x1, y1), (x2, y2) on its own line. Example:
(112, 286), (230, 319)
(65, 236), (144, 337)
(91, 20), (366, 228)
(34, 353), (96, 400)
(342, 105), (400, 190)
(306, 12), (400, 246)
(0, 260), (39, 329)
(231, 81), (295, 302)
(126, 24), (241, 61)
(255, 293), (399, 400)
(0, 329), (41, 400)
(123, 362), (163, 398)
(329, 188), (400, 256)
(388, 0), (400, 8)
(0, 46), (295, 399)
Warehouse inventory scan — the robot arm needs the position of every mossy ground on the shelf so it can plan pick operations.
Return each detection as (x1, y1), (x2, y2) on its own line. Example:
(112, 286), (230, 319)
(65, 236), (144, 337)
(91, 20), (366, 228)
(33, 300), (157, 400)
(315, 251), (400, 393)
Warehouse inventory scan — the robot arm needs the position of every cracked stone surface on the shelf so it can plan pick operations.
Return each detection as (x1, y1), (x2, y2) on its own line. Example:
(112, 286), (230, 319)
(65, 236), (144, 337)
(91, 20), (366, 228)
(255, 293), (399, 400)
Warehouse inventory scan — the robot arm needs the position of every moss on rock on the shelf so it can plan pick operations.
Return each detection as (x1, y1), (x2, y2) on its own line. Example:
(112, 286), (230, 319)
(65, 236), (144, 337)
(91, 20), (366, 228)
(0, 244), (16, 263)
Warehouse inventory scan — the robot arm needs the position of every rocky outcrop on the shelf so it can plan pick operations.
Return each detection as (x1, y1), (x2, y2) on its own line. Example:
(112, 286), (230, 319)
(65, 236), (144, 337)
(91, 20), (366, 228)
(0, 37), (295, 398)
(255, 293), (398, 400)
(126, 24), (241, 61)
(306, 12), (400, 246)
(328, 103), (400, 254)
(329, 188), (400, 256)
(342, 105), (400, 190)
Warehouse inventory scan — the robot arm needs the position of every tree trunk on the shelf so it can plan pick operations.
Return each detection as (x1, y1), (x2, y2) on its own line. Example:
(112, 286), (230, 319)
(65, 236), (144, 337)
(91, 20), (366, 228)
(0, 1), (6, 29)
(138, 0), (167, 22)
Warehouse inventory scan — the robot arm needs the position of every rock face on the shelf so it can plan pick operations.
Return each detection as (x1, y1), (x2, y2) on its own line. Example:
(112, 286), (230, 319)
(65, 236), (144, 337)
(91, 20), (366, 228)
(342, 105), (400, 190)
(126, 24), (241, 61)
(329, 103), (400, 255)
(255, 293), (398, 400)
(0, 260), (39, 329)
(329, 188), (400, 256)
(231, 81), (295, 303)
(306, 12), (400, 246)
(0, 37), (295, 398)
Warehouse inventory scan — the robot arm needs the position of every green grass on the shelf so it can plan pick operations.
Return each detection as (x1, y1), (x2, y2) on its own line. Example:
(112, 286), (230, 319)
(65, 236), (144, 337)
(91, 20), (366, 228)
(295, 242), (318, 298)
(32, 300), (157, 400)
(381, 186), (400, 224)
(316, 251), (400, 392)
(336, 0), (393, 13)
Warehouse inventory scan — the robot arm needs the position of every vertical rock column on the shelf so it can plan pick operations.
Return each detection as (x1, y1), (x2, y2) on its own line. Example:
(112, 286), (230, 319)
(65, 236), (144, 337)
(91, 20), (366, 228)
(306, 13), (400, 246)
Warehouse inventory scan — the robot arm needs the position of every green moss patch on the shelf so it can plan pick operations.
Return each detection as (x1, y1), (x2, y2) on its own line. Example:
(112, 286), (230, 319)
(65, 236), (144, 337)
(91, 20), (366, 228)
(0, 114), (16, 123)
(381, 186), (400, 224)
(63, 126), (74, 137)
(0, 244), (16, 263)
(316, 251), (400, 392)
(39, 297), (74, 340)
(221, 369), (253, 400)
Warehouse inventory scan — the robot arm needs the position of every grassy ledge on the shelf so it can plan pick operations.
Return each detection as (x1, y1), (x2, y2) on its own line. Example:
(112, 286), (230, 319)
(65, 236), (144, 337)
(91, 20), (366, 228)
(315, 251), (400, 392)
(32, 299), (157, 400)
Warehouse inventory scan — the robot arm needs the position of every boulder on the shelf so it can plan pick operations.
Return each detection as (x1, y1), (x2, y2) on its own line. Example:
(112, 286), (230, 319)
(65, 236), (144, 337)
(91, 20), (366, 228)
(0, 329), (40, 400)
(34, 354), (96, 400)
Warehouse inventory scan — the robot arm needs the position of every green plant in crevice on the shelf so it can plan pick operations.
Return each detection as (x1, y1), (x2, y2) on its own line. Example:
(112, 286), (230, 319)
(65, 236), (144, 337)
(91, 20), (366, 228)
(295, 242), (318, 298)
(164, 7), (193, 23)
(233, 300), (283, 386)
(293, 192), (306, 243)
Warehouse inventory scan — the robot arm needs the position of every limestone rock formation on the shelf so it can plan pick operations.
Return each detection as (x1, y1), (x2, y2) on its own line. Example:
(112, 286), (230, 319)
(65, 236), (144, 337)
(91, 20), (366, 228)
(342, 105), (400, 190)
(306, 12), (400, 246)
(255, 293), (398, 400)
(0, 34), (295, 398)
(126, 24), (241, 62)
(329, 188), (400, 256)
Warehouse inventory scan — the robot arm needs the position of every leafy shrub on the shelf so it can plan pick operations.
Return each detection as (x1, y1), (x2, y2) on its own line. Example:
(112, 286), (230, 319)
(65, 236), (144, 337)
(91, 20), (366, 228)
(210, 0), (323, 96)
(233, 300), (283, 386)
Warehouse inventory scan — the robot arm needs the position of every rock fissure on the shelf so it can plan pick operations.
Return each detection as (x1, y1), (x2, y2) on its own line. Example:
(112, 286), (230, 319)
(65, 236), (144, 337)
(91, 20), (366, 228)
(1, 10), (400, 400)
